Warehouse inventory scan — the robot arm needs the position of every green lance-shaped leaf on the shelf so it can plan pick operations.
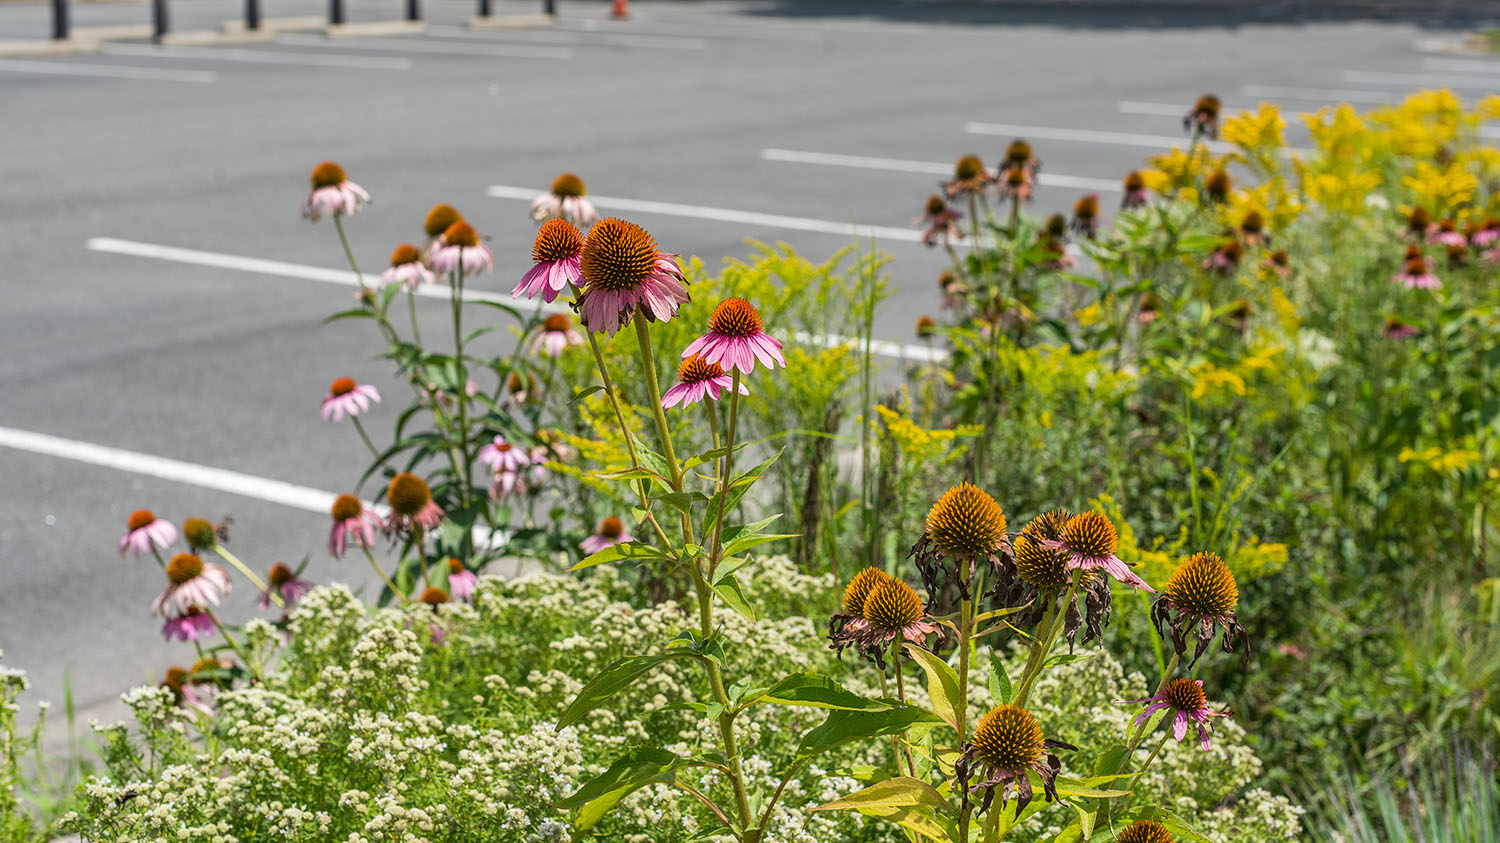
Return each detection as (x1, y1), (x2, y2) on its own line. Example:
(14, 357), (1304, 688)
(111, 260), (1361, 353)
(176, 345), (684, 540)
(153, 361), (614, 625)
(988, 650), (1013, 704)
(569, 542), (669, 572)
(754, 673), (896, 712)
(556, 747), (681, 832)
(795, 705), (943, 763)
(710, 575), (756, 622)
(903, 644), (963, 731)
(557, 654), (695, 729)
(815, 779), (954, 843)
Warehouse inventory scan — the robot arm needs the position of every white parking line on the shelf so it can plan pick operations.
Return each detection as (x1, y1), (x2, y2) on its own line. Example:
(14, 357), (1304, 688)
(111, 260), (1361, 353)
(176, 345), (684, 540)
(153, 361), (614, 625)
(1241, 84), (1394, 104)
(426, 25), (708, 51)
(0, 425), (512, 546)
(276, 33), (570, 60)
(964, 121), (1310, 156)
(85, 237), (947, 362)
(1116, 100), (1199, 117)
(0, 425), (341, 514)
(760, 148), (1122, 192)
(0, 58), (216, 83)
(1342, 69), (1500, 89)
(1423, 58), (1500, 74)
(102, 43), (412, 70)
(964, 120), (1237, 153)
(486, 184), (924, 243)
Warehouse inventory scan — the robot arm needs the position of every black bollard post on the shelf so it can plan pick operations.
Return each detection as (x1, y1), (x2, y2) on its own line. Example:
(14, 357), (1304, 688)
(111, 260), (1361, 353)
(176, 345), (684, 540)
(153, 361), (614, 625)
(152, 0), (169, 41)
(246, 0), (260, 30)
(51, 0), (69, 39)
(406, 0), (419, 21)
(477, 0), (490, 18)
(329, 0), (344, 25)
(544, 0), (555, 14)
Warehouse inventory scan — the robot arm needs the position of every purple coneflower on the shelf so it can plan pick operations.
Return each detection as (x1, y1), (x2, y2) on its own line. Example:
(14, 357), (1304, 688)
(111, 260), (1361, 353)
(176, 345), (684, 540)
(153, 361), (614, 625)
(161, 606), (215, 642)
(909, 482), (1010, 600)
(1183, 94), (1221, 139)
(328, 494), (379, 558)
(1394, 254), (1440, 290)
(1382, 316), (1420, 340)
(422, 204), (463, 247)
(576, 218), (690, 336)
(386, 473), (443, 534)
(999, 511), (1113, 649)
(662, 354), (747, 409)
(580, 516), (635, 555)
(321, 377), (380, 422)
(259, 562), (313, 610)
(479, 435), (532, 474)
(429, 221), (494, 276)
(943, 154), (995, 199)
(381, 244), (435, 290)
(1117, 820), (1175, 843)
(1150, 551), (1248, 666)
(916, 195), (964, 247)
(1405, 206), (1431, 240)
(1471, 218), (1500, 249)
(1238, 210), (1268, 245)
(1000, 139), (1041, 178)
(530, 313), (583, 358)
(1203, 169), (1232, 205)
(828, 574), (938, 667)
(1262, 249), (1291, 278)
(301, 161), (368, 222)
(530, 173), (599, 227)
(1203, 240), (1243, 274)
(1044, 511), (1153, 591)
(152, 553), (231, 617)
(1070, 194), (1101, 239)
(162, 666), (214, 715)
(997, 165), (1033, 204)
(938, 271), (967, 310)
(827, 566), (892, 641)
(956, 705), (1075, 816)
(119, 509), (177, 559)
(682, 298), (785, 375)
(1120, 677), (1231, 751)
(447, 558), (478, 601)
(1428, 219), (1466, 248)
(1121, 170), (1149, 209)
(514, 219), (584, 303)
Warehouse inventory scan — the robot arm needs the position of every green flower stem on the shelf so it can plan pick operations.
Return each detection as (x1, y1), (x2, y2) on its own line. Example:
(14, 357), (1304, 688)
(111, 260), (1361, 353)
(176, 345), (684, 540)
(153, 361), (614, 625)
(360, 546), (410, 605)
(211, 544), (280, 609)
(1125, 732), (1171, 798)
(149, 546), (168, 571)
(406, 290), (422, 344)
(575, 310), (671, 548)
(889, 639), (917, 777)
(450, 264), (474, 508)
(627, 319), (750, 836)
(955, 591), (976, 843)
(1013, 580), (1077, 708)
(413, 523), (432, 589)
(204, 609), (252, 675)
(707, 373), (742, 578)
(350, 416), (386, 468)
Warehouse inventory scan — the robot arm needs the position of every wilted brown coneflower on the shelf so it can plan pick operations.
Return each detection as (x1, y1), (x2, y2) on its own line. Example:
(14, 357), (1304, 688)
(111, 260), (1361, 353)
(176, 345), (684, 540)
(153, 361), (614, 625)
(917, 194), (965, 247)
(1150, 551), (1250, 666)
(944, 154), (995, 198)
(955, 704), (1075, 816)
(1183, 94), (1222, 140)
(909, 482), (1010, 600)
(1203, 169), (1232, 204)
(1070, 194), (1100, 239)
(1121, 170), (1149, 209)
(999, 511), (1113, 650)
(1117, 819), (1175, 843)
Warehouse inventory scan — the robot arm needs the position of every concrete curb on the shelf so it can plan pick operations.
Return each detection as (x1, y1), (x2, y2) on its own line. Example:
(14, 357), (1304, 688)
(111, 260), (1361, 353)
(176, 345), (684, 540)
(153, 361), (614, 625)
(468, 13), (556, 29)
(325, 19), (425, 37)
(0, 37), (101, 56)
(1413, 34), (1493, 55)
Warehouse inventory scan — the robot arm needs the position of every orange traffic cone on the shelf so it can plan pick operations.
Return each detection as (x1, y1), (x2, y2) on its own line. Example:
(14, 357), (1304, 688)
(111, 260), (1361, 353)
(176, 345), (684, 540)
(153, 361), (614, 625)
(611, 0), (628, 19)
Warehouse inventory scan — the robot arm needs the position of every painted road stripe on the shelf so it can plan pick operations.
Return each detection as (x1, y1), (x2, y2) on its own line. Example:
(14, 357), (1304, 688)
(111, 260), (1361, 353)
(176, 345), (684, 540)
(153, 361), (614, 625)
(85, 237), (947, 362)
(102, 43), (413, 70)
(964, 121), (1310, 156)
(0, 58), (216, 83)
(0, 425), (509, 545)
(759, 148), (1121, 192)
(0, 425), (342, 514)
(486, 183), (923, 243)
(1423, 58), (1500, 74)
(1241, 84), (1394, 104)
(277, 33), (570, 60)
(964, 121), (1237, 153)
(426, 25), (708, 51)
(1342, 69), (1500, 89)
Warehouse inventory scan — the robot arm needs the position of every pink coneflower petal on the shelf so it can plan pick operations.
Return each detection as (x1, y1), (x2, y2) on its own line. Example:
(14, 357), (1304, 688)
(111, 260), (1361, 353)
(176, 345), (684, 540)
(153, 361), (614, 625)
(448, 563), (479, 601)
(684, 298), (785, 375)
(580, 516), (635, 554)
(119, 510), (178, 559)
(161, 609), (215, 642)
(478, 436), (532, 473)
(322, 378), (380, 422)
(301, 170), (369, 222)
(576, 220), (690, 335)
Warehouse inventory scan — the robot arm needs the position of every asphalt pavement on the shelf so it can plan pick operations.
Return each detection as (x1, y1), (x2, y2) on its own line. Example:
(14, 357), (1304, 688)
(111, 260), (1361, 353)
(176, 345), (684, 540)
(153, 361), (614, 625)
(0, 0), (1494, 747)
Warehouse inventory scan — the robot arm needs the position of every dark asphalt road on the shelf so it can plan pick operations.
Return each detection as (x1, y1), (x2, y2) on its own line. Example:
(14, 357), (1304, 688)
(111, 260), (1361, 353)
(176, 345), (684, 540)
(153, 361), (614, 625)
(0, 0), (1489, 743)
